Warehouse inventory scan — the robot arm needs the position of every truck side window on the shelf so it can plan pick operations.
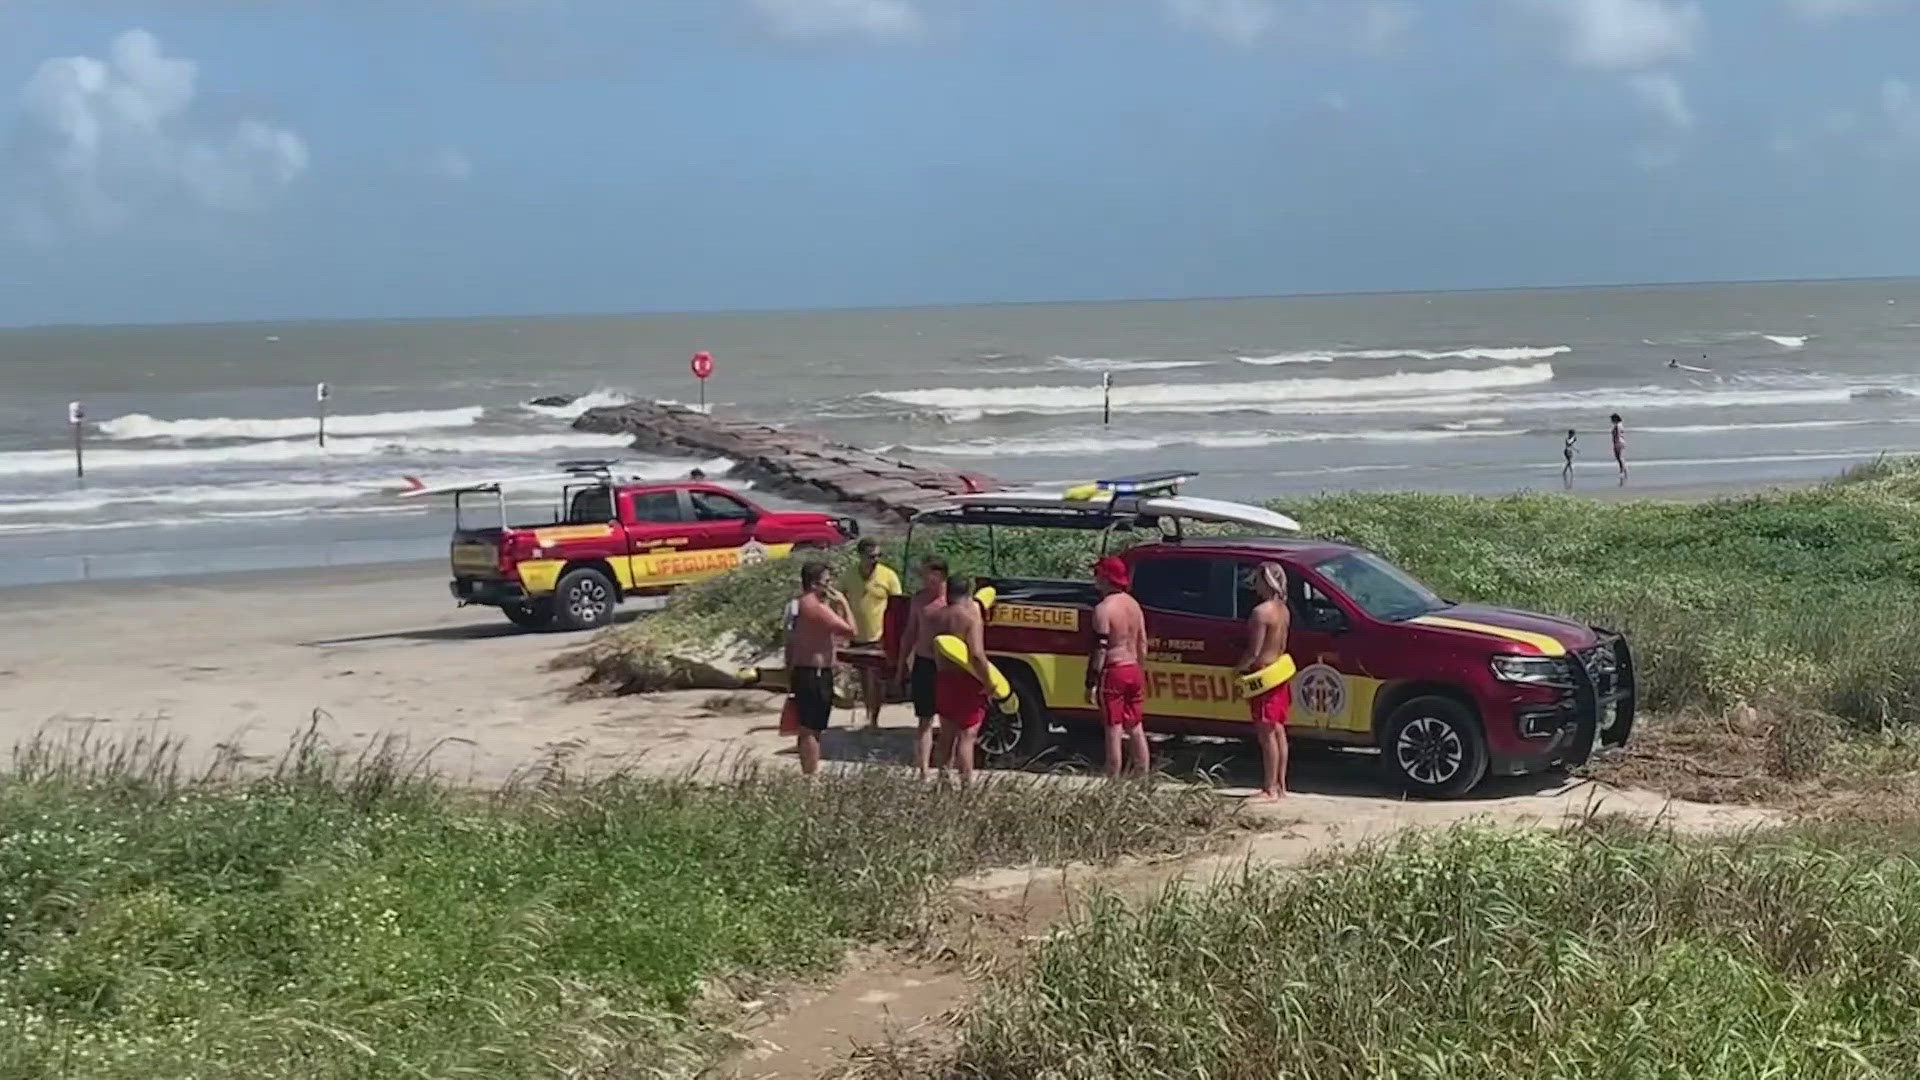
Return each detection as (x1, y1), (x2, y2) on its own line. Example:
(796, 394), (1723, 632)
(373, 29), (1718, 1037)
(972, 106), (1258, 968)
(568, 488), (613, 523)
(690, 490), (753, 522)
(1132, 557), (1236, 620)
(629, 491), (685, 523)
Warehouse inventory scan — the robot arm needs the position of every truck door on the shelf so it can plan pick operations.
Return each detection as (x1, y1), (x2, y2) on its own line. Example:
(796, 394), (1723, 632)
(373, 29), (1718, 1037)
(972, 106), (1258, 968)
(684, 488), (756, 554)
(1231, 560), (1376, 736)
(1128, 553), (1246, 722)
(620, 488), (695, 589)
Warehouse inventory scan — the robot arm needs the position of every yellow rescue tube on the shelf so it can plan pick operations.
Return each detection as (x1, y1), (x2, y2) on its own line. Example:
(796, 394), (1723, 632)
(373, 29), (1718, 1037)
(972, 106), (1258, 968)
(1238, 654), (1298, 696)
(932, 633), (1020, 714)
(973, 585), (997, 613)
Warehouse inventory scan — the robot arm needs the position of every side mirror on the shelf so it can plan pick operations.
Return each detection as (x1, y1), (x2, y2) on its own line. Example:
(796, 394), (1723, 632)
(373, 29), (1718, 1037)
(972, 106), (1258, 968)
(1306, 602), (1348, 634)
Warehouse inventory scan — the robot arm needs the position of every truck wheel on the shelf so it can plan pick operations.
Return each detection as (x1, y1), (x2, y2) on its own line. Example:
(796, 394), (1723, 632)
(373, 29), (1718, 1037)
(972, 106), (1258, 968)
(502, 600), (554, 631)
(1381, 695), (1488, 799)
(552, 568), (617, 631)
(977, 669), (1052, 767)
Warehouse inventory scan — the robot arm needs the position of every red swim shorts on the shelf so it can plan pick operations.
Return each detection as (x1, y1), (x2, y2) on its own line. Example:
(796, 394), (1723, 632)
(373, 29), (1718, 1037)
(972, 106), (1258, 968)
(1249, 684), (1291, 727)
(934, 667), (987, 731)
(1099, 662), (1145, 728)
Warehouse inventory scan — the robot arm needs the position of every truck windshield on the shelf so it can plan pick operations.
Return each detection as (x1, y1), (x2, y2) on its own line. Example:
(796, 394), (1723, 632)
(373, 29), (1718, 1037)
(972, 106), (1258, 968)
(1312, 551), (1445, 622)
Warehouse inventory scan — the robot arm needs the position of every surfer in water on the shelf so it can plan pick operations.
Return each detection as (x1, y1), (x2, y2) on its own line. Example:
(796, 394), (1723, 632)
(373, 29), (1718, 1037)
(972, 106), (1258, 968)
(1610, 414), (1626, 484)
(1562, 429), (1577, 488)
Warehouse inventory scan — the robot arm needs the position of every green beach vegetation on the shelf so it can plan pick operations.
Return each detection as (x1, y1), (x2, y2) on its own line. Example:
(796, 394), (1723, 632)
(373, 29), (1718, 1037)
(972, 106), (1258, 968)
(0, 731), (1230, 1078)
(942, 820), (1920, 1080)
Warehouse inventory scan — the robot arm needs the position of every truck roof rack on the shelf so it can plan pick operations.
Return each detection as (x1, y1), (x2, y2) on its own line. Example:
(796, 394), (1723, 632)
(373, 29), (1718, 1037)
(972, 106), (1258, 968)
(556, 458), (621, 476)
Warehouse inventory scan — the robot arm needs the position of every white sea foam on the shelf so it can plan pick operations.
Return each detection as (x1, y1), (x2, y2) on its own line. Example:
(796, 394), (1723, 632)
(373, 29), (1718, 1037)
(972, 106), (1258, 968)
(521, 388), (635, 419)
(97, 407), (484, 442)
(0, 481), (383, 517)
(1762, 334), (1809, 349)
(1051, 356), (1213, 372)
(892, 425), (1527, 459)
(1236, 345), (1570, 366)
(869, 363), (1557, 418)
(0, 431), (633, 477)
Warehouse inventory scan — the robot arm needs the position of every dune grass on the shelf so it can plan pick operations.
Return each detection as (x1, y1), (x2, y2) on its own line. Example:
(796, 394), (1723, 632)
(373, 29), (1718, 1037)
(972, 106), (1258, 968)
(951, 820), (1920, 1079)
(0, 729), (1233, 1079)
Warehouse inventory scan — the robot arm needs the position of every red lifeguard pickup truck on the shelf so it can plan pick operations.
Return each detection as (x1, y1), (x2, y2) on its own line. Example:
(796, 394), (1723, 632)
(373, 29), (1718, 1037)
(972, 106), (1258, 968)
(407, 460), (857, 631)
(864, 475), (1633, 797)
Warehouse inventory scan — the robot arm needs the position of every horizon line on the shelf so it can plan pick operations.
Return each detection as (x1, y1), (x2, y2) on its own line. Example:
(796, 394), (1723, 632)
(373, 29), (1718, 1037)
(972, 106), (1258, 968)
(3, 271), (1917, 333)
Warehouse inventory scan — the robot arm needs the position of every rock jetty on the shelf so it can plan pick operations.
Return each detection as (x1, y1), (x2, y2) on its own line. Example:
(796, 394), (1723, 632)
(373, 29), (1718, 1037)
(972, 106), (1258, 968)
(572, 401), (994, 520)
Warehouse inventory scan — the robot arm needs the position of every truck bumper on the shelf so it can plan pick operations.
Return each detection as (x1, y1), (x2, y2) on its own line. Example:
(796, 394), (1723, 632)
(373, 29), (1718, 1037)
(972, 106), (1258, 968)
(450, 577), (528, 608)
(1490, 632), (1636, 777)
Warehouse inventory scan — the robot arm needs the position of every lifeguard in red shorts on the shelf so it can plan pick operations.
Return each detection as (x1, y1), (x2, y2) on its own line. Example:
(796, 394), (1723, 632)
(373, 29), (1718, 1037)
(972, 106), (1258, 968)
(1237, 561), (1294, 800)
(1086, 556), (1150, 777)
(926, 574), (993, 783)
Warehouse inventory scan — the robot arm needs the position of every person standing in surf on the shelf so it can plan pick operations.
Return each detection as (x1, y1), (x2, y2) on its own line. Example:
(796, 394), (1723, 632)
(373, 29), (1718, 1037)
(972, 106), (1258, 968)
(1562, 429), (1578, 488)
(1610, 414), (1626, 485)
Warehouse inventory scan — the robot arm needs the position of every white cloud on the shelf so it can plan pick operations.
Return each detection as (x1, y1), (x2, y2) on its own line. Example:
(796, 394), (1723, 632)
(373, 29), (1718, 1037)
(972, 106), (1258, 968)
(1358, 1), (1416, 52)
(1164, 0), (1278, 47)
(1164, 0), (1416, 51)
(748, 0), (924, 43)
(1786, 0), (1901, 19)
(425, 146), (474, 182)
(1885, 78), (1920, 139)
(6, 29), (308, 238)
(1521, 0), (1701, 70)
(1626, 71), (1693, 129)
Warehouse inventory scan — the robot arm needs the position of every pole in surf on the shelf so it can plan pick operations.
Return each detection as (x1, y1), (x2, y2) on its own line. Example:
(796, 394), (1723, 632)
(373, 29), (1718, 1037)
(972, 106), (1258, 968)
(68, 400), (85, 480)
(1102, 372), (1112, 425)
(316, 382), (330, 448)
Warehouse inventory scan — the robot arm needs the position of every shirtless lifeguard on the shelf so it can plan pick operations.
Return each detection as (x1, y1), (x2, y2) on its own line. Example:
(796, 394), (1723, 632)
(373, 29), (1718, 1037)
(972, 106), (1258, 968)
(1087, 556), (1150, 777)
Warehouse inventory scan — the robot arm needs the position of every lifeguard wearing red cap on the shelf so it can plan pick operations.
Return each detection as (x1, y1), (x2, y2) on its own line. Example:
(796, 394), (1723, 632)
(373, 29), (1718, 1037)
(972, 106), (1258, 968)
(1092, 556), (1131, 591)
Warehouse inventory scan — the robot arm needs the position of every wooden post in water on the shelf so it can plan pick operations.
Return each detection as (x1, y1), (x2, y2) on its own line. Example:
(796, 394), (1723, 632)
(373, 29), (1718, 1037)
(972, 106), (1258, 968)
(1102, 373), (1112, 425)
(68, 400), (85, 479)
(316, 382), (330, 447)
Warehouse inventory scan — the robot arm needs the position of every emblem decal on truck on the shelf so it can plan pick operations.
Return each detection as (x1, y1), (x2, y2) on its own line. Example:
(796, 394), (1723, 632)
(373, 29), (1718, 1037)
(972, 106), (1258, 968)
(1292, 662), (1346, 721)
(738, 539), (770, 567)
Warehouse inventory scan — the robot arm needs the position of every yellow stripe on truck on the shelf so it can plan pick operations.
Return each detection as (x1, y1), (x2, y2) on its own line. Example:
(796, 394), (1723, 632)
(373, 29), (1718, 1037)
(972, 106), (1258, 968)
(1409, 615), (1568, 657)
(531, 524), (617, 546)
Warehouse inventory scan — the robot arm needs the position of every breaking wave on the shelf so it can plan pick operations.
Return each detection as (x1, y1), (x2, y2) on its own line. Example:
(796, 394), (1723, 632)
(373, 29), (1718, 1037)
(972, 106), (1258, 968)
(1051, 356), (1213, 372)
(97, 407), (484, 442)
(890, 426), (1527, 459)
(521, 389), (635, 419)
(868, 363), (1557, 418)
(0, 431), (633, 478)
(1762, 334), (1809, 349)
(1235, 345), (1570, 366)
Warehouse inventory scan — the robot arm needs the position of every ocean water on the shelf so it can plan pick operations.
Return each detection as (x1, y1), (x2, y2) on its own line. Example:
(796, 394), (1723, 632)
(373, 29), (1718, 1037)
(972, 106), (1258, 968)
(3, 279), (1919, 585)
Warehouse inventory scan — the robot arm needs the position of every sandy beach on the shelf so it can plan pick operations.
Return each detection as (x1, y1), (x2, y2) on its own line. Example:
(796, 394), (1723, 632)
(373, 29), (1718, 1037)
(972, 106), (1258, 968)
(0, 562), (805, 784)
(0, 556), (1765, 837)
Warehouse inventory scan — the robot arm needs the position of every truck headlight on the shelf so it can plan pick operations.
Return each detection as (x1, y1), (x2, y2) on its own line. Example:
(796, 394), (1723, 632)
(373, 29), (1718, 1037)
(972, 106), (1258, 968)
(837, 517), (859, 539)
(1490, 653), (1572, 687)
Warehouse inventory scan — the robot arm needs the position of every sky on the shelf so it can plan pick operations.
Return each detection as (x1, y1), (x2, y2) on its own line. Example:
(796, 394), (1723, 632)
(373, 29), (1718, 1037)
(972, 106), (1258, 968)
(0, 0), (1917, 325)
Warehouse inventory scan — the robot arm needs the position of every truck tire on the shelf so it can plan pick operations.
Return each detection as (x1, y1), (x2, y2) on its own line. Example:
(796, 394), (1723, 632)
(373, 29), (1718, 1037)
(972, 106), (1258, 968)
(1381, 695), (1488, 799)
(977, 668), (1052, 767)
(552, 568), (617, 631)
(502, 600), (554, 631)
